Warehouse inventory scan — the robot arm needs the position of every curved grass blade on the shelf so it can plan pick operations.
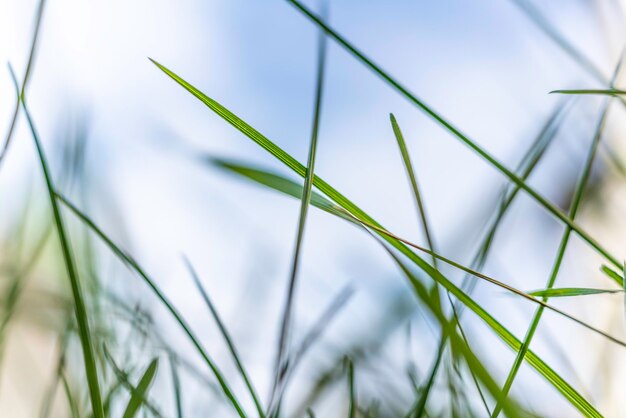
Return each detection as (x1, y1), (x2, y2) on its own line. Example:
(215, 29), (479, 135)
(10, 65), (104, 418)
(56, 194), (247, 418)
(184, 258), (264, 418)
(122, 358), (159, 418)
(528, 288), (624, 298)
(280, 0), (621, 273)
(149, 62), (601, 416)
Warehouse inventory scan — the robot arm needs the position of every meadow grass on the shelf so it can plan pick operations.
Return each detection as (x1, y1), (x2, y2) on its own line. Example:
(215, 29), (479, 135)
(3, 0), (626, 417)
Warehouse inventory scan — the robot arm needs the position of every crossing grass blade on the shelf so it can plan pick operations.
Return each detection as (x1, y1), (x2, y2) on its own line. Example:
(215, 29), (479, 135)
(280, 0), (622, 273)
(528, 288), (624, 298)
(56, 194), (247, 418)
(149, 59), (602, 416)
(10, 65), (105, 418)
(184, 258), (265, 418)
(169, 105), (601, 417)
(122, 358), (159, 418)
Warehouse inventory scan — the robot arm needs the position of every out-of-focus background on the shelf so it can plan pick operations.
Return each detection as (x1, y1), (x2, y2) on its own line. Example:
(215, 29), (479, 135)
(1, 0), (626, 417)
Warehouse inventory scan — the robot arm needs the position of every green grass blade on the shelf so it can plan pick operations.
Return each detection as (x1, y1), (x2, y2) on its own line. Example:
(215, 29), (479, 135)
(0, 0), (46, 169)
(346, 357), (356, 418)
(280, 0), (621, 272)
(122, 358), (159, 418)
(550, 89), (626, 96)
(184, 258), (264, 418)
(56, 194), (247, 418)
(11, 65), (104, 418)
(149, 61), (601, 416)
(271, 24), (328, 417)
(528, 288), (624, 298)
(169, 355), (183, 418)
(602, 265), (623, 283)
(390, 114), (489, 416)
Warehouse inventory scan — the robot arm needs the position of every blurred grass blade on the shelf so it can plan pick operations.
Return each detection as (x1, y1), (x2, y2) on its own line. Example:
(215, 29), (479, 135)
(551, 89), (626, 96)
(0, 0), (46, 169)
(280, 0), (621, 272)
(56, 194), (247, 418)
(11, 65), (104, 418)
(346, 357), (356, 418)
(271, 22), (328, 416)
(149, 60), (601, 416)
(122, 358), (159, 418)
(529, 288), (624, 298)
(103, 346), (163, 418)
(169, 355), (183, 418)
(184, 258), (264, 418)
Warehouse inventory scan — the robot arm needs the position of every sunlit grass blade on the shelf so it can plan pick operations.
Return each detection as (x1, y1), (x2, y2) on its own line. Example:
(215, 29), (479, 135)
(10, 65), (104, 418)
(184, 257), (264, 418)
(279, 0), (621, 272)
(122, 358), (159, 418)
(550, 89), (626, 96)
(528, 288), (624, 298)
(149, 61), (601, 416)
(492, 50), (620, 415)
(56, 194), (247, 417)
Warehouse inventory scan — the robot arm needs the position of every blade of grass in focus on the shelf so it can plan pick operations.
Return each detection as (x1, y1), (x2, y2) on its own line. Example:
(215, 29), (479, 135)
(528, 288), (624, 298)
(184, 258), (265, 418)
(149, 60), (603, 416)
(281, 0), (622, 272)
(56, 194), (247, 417)
(122, 358), (159, 418)
(346, 357), (356, 418)
(551, 89), (626, 96)
(389, 113), (489, 416)
(10, 65), (105, 418)
(270, 14), (328, 416)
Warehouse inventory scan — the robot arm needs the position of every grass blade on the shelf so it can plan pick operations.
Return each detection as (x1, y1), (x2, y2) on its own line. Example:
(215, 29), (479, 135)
(346, 357), (356, 418)
(528, 288), (624, 298)
(551, 89), (626, 96)
(122, 358), (159, 418)
(149, 61), (601, 416)
(184, 258), (264, 418)
(270, 17), (328, 416)
(0, 0), (46, 169)
(10, 65), (104, 418)
(56, 194), (247, 417)
(281, 0), (622, 273)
